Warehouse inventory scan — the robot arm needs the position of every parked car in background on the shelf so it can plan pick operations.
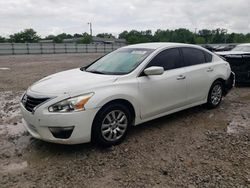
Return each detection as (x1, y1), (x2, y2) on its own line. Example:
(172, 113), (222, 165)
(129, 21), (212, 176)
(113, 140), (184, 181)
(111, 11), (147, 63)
(216, 43), (250, 54)
(20, 43), (234, 146)
(202, 44), (237, 52)
(216, 43), (250, 83)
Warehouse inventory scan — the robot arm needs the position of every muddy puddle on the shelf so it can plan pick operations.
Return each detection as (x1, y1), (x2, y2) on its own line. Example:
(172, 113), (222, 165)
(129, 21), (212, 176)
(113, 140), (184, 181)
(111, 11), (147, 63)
(1, 161), (28, 172)
(0, 120), (26, 137)
(227, 113), (250, 134)
(0, 91), (26, 137)
(0, 91), (23, 123)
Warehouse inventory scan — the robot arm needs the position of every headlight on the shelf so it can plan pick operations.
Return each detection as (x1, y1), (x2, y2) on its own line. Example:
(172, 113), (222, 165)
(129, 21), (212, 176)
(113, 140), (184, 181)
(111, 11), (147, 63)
(48, 93), (94, 112)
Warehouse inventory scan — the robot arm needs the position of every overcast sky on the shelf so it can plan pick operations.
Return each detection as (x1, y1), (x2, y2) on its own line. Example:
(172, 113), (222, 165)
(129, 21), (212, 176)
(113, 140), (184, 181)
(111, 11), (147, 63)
(0, 0), (250, 37)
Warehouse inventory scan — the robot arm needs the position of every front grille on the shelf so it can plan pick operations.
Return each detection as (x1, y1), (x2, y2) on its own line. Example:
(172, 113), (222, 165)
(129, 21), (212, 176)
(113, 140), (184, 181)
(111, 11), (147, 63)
(22, 94), (50, 112)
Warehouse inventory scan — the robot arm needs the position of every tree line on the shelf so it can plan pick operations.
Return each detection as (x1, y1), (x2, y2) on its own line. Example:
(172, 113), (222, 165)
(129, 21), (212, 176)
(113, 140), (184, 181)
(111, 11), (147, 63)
(0, 28), (250, 44)
(119, 29), (250, 44)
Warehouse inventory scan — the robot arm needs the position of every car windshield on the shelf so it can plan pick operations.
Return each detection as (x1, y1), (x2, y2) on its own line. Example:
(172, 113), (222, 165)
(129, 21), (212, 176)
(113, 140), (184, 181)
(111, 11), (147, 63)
(232, 45), (250, 52)
(85, 48), (153, 75)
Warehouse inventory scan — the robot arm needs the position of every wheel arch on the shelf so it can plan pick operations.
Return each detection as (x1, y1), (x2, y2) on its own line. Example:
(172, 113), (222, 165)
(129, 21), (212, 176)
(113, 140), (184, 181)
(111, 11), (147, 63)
(211, 78), (227, 96)
(91, 98), (137, 142)
(98, 99), (136, 123)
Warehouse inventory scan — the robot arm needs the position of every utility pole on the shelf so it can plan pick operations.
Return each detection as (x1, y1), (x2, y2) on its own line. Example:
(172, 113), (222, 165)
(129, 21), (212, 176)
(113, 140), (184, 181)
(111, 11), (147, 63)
(87, 22), (92, 36)
(224, 29), (227, 44)
(222, 29), (227, 44)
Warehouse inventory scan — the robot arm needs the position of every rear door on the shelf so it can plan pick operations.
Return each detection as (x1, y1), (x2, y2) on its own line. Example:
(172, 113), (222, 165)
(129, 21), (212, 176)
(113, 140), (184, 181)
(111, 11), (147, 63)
(137, 48), (187, 120)
(181, 47), (214, 104)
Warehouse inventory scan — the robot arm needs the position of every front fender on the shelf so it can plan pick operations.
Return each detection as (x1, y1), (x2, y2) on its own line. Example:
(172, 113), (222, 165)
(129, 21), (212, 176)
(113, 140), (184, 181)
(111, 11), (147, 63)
(85, 83), (141, 123)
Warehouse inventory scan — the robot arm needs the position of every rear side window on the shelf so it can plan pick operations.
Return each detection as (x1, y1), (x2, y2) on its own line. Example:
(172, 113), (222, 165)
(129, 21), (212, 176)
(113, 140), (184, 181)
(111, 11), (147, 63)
(204, 51), (213, 62)
(147, 48), (182, 70)
(182, 48), (206, 66)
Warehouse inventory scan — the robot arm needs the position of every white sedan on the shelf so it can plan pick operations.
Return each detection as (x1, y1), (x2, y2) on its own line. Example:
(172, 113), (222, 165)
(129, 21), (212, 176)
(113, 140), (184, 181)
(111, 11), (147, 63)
(20, 43), (234, 146)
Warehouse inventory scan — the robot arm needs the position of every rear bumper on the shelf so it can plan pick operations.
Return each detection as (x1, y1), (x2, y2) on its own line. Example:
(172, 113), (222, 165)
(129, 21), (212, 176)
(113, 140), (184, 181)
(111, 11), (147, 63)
(224, 72), (235, 95)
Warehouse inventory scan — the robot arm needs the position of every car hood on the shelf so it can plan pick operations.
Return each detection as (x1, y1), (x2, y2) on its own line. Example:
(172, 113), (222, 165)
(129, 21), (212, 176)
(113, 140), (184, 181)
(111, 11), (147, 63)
(215, 51), (250, 56)
(29, 68), (118, 95)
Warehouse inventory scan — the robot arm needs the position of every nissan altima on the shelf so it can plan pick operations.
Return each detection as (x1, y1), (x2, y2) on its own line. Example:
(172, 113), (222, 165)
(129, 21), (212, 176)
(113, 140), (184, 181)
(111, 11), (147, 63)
(20, 43), (234, 146)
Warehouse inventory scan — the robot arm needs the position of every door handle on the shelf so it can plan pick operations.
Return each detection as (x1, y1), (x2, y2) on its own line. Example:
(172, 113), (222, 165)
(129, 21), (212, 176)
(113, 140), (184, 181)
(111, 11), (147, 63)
(177, 75), (186, 80)
(207, 67), (214, 72)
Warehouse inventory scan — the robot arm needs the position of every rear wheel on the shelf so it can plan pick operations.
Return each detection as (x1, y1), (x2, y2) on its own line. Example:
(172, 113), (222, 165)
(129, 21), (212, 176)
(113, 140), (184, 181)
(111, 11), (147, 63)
(92, 103), (132, 146)
(207, 81), (223, 109)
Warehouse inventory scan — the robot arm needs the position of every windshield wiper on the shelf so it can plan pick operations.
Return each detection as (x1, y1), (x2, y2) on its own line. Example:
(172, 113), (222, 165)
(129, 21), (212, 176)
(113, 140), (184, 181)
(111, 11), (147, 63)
(86, 70), (105, 74)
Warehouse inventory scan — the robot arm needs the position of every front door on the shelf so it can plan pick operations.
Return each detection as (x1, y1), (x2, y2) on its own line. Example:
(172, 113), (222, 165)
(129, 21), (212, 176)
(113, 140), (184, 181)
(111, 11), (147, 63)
(137, 48), (187, 120)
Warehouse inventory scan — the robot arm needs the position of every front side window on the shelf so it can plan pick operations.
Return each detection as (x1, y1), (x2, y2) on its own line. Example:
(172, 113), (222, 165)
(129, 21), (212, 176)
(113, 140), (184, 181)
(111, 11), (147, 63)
(182, 48), (206, 66)
(147, 48), (183, 70)
(85, 48), (153, 75)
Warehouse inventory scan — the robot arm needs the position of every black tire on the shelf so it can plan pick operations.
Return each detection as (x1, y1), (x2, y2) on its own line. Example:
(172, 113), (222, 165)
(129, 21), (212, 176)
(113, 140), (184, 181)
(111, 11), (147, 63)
(206, 80), (223, 109)
(92, 103), (132, 147)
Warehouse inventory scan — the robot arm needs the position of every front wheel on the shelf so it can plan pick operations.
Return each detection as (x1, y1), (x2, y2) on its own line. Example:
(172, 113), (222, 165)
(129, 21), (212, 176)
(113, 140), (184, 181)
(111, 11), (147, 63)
(206, 81), (223, 109)
(92, 103), (132, 147)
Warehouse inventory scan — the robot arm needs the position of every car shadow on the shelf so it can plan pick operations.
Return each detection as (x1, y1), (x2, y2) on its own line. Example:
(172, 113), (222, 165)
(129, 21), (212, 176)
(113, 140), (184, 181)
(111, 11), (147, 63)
(129, 104), (207, 137)
(235, 83), (250, 87)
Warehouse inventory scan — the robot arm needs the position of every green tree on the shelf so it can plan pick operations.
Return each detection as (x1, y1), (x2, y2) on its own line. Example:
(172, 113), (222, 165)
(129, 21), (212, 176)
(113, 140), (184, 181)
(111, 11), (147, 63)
(9, 28), (40, 43)
(73, 33), (83, 38)
(195, 36), (205, 44)
(198, 29), (212, 43)
(78, 32), (92, 44)
(96, 33), (115, 38)
(154, 29), (172, 42)
(230, 33), (246, 43)
(171, 28), (195, 43)
(118, 31), (128, 39)
(119, 30), (154, 44)
(210, 28), (227, 43)
(53, 33), (73, 43)
(245, 33), (250, 43)
(0, 36), (6, 42)
(141, 30), (154, 42)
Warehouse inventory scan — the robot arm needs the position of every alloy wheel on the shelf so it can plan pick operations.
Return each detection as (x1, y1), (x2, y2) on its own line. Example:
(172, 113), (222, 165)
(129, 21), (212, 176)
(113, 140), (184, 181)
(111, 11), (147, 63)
(211, 84), (222, 106)
(101, 110), (128, 141)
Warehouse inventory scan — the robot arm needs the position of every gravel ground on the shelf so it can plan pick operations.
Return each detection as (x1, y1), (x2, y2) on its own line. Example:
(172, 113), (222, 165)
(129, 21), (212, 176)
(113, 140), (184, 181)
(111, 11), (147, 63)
(0, 54), (249, 188)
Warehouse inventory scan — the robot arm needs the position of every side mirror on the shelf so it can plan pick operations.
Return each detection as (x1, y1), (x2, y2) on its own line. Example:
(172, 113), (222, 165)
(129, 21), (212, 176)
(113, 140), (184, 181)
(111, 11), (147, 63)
(144, 66), (164, 76)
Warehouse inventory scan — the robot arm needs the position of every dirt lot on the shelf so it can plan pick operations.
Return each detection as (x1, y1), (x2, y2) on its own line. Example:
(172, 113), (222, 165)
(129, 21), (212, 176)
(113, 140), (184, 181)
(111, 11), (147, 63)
(0, 54), (250, 188)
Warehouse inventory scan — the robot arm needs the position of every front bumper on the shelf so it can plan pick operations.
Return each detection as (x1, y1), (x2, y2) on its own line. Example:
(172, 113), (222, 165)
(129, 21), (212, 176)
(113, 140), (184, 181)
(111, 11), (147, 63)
(20, 102), (100, 144)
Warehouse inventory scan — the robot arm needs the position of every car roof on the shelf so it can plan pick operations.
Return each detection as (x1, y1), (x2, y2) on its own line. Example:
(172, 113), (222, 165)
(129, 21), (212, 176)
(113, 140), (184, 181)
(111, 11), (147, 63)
(238, 43), (250, 46)
(122, 42), (199, 50)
